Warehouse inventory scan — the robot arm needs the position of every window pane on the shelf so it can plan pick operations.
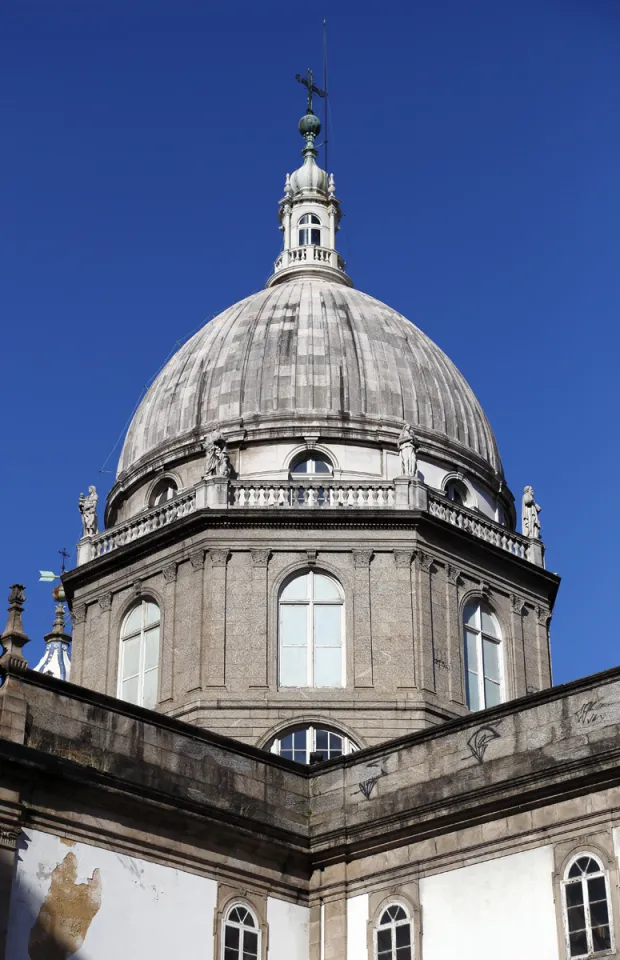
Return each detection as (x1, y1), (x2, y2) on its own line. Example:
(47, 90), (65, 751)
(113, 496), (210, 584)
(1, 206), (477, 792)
(281, 576), (309, 601)
(144, 627), (160, 670)
(316, 729), (328, 751)
(314, 604), (341, 646)
(465, 630), (478, 672)
(122, 636), (140, 679)
(466, 671), (481, 711)
(484, 678), (502, 708)
(569, 931), (588, 957)
(567, 905), (586, 933)
(592, 925), (611, 951)
(291, 460), (309, 474)
(481, 607), (499, 638)
(122, 606), (142, 637)
(281, 647), (307, 687)
(565, 883), (584, 907)
(395, 948), (412, 960)
(145, 601), (160, 626)
(314, 647), (342, 687)
(310, 214), (320, 224)
(225, 924), (240, 948)
(482, 638), (501, 683)
(299, 229), (308, 245)
(395, 924), (411, 946)
(314, 459), (330, 473)
(310, 229), (321, 245)
(463, 603), (478, 628)
(587, 877), (607, 902)
(142, 668), (159, 710)
(589, 899), (609, 926)
(224, 949), (238, 960)
(299, 215), (310, 224)
(313, 575), (341, 601)
(121, 675), (139, 705)
(377, 928), (392, 951)
(281, 604), (308, 645)
(243, 930), (258, 958)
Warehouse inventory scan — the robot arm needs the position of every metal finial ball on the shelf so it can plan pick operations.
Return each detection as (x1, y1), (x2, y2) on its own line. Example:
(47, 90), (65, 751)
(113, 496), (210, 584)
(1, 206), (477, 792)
(299, 112), (321, 138)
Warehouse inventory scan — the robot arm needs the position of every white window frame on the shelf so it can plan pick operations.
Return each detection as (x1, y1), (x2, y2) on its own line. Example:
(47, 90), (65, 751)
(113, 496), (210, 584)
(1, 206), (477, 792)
(221, 903), (261, 960)
(118, 600), (161, 709)
(290, 452), (333, 475)
(561, 853), (615, 959)
(270, 724), (358, 764)
(374, 902), (414, 960)
(463, 601), (504, 710)
(279, 571), (345, 688)
(298, 213), (322, 247)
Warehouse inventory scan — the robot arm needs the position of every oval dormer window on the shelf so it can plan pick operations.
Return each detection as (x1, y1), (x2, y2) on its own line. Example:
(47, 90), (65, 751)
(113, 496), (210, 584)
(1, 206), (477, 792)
(298, 214), (321, 246)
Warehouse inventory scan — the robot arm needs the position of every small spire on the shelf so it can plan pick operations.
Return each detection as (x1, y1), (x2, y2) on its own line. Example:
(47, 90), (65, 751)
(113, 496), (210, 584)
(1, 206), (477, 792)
(34, 602), (72, 681)
(0, 584), (29, 671)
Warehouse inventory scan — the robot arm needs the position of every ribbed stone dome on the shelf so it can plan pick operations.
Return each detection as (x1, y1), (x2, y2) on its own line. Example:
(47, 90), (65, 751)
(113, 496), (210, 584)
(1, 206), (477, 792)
(117, 278), (501, 477)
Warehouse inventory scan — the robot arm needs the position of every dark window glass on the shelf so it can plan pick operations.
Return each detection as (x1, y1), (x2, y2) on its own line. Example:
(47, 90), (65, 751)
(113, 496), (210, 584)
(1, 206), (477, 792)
(589, 899), (609, 926)
(311, 228), (321, 245)
(395, 923), (411, 946)
(567, 905), (586, 933)
(225, 925), (240, 948)
(588, 877), (607, 902)
(566, 883), (584, 907)
(243, 930), (259, 958)
(592, 925), (611, 951)
(569, 931), (588, 957)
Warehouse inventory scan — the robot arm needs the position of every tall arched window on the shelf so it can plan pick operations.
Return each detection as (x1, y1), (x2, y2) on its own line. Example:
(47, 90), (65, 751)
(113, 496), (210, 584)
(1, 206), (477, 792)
(149, 478), (178, 507)
(279, 571), (344, 688)
(298, 213), (321, 246)
(118, 600), (160, 709)
(375, 903), (413, 960)
(463, 600), (502, 710)
(222, 904), (260, 960)
(562, 854), (613, 958)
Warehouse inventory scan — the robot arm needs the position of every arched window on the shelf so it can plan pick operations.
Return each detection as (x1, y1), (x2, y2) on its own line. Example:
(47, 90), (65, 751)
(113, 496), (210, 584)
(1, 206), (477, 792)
(118, 600), (160, 709)
(562, 855), (613, 958)
(463, 601), (502, 710)
(149, 478), (178, 507)
(279, 571), (344, 687)
(375, 903), (413, 960)
(290, 451), (332, 475)
(444, 477), (469, 506)
(222, 904), (260, 960)
(298, 213), (321, 246)
(269, 723), (358, 764)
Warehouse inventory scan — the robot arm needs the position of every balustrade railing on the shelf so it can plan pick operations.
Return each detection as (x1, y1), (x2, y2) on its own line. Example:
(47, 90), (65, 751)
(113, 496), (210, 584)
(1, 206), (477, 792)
(230, 480), (395, 508)
(273, 245), (347, 275)
(78, 479), (542, 567)
(427, 491), (532, 561)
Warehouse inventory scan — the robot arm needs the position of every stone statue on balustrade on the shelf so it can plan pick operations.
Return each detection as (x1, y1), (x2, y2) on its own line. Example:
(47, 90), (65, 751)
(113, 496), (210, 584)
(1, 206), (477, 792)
(398, 423), (419, 477)
(203, 430), (232, 480)
(522, 485), (541, 540)
(79, 486), (99, 538)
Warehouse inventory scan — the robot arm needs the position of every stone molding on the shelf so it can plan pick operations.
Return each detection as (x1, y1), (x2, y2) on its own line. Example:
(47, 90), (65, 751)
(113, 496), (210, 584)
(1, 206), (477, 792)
(393, 550), (413, 568)
(98, 593), (113, 613)
(353, 549), (373, 568)
(446, 564), (464, 586)
(189, 549), (205, 571)
(511, 594), (526, 615)
(71, 603), (87, 625)
(416, 551), (436, 573)
(162, 564), (178, 584)
(211, 550), (230, 568)
(250, 550), (271, 568)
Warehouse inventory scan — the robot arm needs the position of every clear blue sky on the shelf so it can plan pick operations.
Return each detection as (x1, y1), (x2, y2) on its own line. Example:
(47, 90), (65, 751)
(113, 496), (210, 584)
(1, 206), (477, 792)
(2, 0), (619, 682)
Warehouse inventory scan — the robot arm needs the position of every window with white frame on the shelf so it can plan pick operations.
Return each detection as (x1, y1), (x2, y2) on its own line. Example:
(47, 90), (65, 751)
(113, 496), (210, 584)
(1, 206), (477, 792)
(562, 854), (613, 958)
(149, 477), (178, 507)
(375, 903), (413, 960)
(279, 571), (344, 688)
(222, 904), (260, 960)
(118, 600), (160, 709)
(298, 213), (321, 246)
(269, 723), (358, 765)
(290, 451), (332, 475)
(463, 600), (503, 710)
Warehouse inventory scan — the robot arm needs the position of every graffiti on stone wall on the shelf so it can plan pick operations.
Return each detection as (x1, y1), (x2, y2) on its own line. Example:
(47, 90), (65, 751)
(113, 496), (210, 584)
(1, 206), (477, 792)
(575, 699), (603, 726)
(28, 851), (101, 960)
(355, 765), (387, 800)
(466, 725), (501, 764)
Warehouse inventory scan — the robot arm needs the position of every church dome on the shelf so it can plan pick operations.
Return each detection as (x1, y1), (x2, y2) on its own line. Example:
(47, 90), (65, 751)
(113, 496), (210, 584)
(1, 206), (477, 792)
(117, 277), (501, 479)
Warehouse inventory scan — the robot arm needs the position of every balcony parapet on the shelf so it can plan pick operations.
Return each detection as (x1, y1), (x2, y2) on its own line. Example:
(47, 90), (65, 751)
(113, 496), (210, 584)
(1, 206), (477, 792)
(267, 244), (353, 288)
(76, 479), (544, 567)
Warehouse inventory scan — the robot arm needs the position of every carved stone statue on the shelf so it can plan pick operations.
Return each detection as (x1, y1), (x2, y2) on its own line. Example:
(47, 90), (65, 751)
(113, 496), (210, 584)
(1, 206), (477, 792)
(78, 486), (99, 538)
(522, 485), (541, 540)
(216, 446), (231, 478)
(398, 423), (418, 477)
(203, 435), (220, 477)
(203, 430), (231, 479)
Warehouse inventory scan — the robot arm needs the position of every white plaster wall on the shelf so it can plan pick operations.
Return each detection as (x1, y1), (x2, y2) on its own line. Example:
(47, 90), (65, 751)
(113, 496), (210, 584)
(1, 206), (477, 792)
(347, 893), (369, 960)
(420, 846), (559, 960)
(6, 830), (217, 960)
(267, 897), (309, 960)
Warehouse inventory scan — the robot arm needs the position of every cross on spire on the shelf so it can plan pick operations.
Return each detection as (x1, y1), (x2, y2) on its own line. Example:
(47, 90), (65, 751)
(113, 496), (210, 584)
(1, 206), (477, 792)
(295, 68), (326, 115)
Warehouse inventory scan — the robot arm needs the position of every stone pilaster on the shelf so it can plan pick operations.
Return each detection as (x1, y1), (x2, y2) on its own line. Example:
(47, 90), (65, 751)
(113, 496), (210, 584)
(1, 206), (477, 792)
(446, 565), (465, 704)
(97, 592), (114, 697)
(206, 550), (229, 688)
(536, 606), (552, 689)
(159, 563), (177, 703)
(250, 550), (270, 688)
(70, 602), (87, 686)
(393, 551), (415, 688)
(186, 550), (205, 694)
(0, 825), (19, 960)
(415, 552), (436, 692)
(353, 550), (373, 688)
(510, 594), (527, 699)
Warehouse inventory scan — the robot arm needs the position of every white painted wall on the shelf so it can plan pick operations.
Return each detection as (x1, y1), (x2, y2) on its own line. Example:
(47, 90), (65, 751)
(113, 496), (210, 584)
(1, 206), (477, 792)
(347, 893), (369, 960)
(7, 830), (218, 960)
(267, 897), (309, 960)
(420, 846), (559, 960)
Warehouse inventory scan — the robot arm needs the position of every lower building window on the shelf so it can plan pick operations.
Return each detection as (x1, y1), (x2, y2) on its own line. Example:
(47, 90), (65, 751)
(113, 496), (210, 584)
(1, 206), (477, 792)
(375, 904), (413, 960)
(223, 905), (260, 960)
(269, 724), (358, 765)
(562, 855), (613, 958)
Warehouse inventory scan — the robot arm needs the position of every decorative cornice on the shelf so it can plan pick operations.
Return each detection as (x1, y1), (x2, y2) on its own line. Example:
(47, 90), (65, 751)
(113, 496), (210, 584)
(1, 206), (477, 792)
(162, 564), (178, 584)
(353, 550), (373, 568)
(211, 550), (230, 568)
(251, 549), (271, 568)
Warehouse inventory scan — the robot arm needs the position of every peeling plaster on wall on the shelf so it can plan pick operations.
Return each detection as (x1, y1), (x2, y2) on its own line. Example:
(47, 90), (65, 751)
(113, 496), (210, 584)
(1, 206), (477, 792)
(28, 853), (101, 960)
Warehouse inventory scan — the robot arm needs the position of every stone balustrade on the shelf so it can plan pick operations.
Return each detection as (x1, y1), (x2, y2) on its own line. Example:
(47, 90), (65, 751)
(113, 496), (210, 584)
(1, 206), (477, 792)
(273, 245), (347, 274)
(76, 479), (544, 567)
